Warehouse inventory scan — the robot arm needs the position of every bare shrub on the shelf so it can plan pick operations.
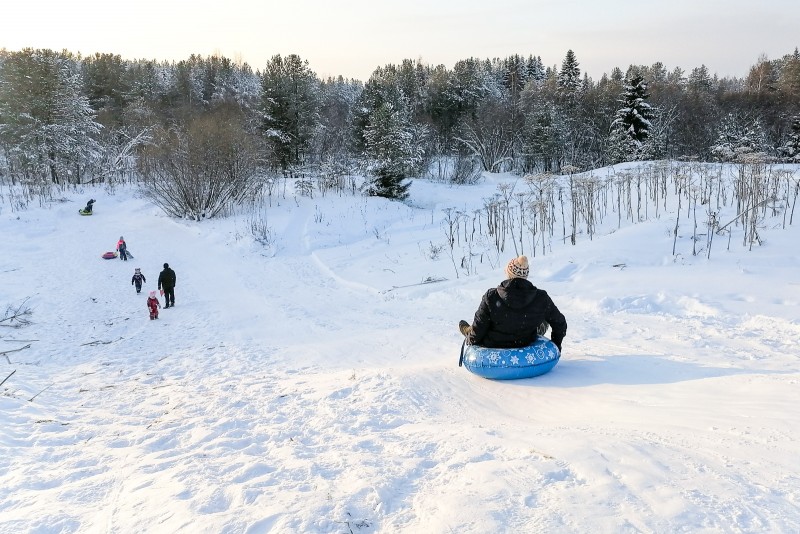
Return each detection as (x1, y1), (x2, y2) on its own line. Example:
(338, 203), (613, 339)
(248, 210), (275, 248)
(1, 298), (33, 328)
(139, 105), (260, 220)
(449, 153), (483, 185)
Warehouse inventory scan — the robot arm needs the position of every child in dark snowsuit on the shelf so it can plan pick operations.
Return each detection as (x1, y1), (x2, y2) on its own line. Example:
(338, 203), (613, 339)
(147, 291), (161, 320)
(131, 268), (146, 294)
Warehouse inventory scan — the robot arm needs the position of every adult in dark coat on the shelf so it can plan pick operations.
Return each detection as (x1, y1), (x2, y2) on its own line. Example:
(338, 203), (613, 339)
(158, 262), (177, 308)
(459, 255), (567, 351)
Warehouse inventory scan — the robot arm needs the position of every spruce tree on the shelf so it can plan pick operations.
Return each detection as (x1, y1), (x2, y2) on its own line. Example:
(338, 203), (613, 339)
(557, 50), (582, 95)
(260, 54), (319, 172)
(779, 115), (800, 162)
(710, 113), (769, 162)
(362, 99), (422, 200)
(608, 75), (654, 163)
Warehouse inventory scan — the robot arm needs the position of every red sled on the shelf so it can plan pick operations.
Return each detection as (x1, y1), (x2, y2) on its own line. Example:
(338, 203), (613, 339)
(101, 251), (118, 259)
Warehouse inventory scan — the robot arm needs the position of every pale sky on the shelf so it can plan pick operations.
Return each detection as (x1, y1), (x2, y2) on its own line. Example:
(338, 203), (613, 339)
(3, 0), (798, 80)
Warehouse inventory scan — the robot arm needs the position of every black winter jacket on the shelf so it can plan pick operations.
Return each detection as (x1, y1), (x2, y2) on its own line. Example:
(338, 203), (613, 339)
(158, 267), (176, 289)
(467, 278), (567, 349)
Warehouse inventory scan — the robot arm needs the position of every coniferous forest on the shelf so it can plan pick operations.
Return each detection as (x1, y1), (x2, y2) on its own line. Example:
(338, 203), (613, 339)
(1, 47), (799, 213)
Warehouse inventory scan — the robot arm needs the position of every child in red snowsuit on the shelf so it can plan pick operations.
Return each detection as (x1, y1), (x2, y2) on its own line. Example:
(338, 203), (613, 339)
(147, 291), (161, 320)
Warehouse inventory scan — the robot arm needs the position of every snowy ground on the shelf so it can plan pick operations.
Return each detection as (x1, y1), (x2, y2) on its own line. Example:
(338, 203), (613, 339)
(1, 169), (799, 533)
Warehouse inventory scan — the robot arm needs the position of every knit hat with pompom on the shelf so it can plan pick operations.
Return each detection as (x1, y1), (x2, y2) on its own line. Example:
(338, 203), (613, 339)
(505, 255), (530, 279)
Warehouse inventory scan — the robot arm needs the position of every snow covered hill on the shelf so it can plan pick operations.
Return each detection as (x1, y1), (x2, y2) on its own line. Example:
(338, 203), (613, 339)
(1, 167), (799, 533)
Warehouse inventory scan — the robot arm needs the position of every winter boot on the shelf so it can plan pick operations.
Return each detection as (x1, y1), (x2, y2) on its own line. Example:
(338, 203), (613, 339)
(459, 320), (472, 337)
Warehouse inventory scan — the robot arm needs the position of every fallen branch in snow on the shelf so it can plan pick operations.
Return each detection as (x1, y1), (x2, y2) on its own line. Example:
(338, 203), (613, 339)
(81, 337), (123, 346)
(335, 512), (371, 534)
(381, 276), (448, 293)
(2, 339), (39, 342)
(103, 317), (130, 326)
(0, 343), (31, 355)
(1, 369), (16, 387)
(29, 384), (52, 402)
(717, 197), (775, 233)
(0, 343), (31, 363)
(530, 448), (555, 460)
(35, 419), (68, 425)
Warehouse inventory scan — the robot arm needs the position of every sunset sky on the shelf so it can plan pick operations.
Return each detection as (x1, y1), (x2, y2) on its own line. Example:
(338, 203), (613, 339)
(3, 0), (798, 80)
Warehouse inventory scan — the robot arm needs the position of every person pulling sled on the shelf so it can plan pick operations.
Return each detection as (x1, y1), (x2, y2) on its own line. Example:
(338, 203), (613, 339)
(117, 236), (128, 261)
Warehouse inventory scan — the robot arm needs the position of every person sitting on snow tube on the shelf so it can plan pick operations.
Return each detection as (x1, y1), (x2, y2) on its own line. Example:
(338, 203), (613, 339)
(79, 199), (95, 215)
(458, 255), (567, 352)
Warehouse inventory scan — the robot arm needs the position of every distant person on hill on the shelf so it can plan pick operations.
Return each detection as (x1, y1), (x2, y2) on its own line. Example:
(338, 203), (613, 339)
(458, 255), (567, 352)
(147, 291), (161, 320)
(131, 267), (146, 294)
(158, 263), (176, 308)
(83, 199), (95, 213)
(116, 236), (128, 261)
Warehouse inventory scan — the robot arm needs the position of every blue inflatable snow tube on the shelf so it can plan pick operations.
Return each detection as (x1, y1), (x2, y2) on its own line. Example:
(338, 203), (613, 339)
(461, 337), (560, 380)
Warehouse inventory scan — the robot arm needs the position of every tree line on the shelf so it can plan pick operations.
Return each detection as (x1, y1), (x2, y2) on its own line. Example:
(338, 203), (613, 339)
(0, 47), (799, 212)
